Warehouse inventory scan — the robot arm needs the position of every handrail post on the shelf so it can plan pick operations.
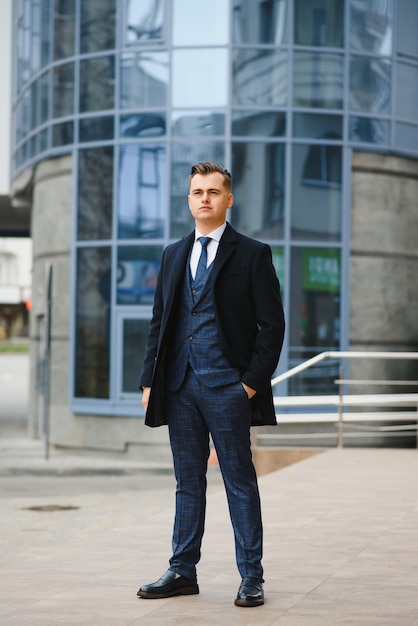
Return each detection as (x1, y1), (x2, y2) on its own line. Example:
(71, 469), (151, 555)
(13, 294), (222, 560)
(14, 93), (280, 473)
(337, 364), (344, 448)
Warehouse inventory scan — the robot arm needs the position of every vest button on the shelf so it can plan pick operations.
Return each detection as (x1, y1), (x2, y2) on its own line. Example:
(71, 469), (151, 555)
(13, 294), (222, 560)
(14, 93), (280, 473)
(188, 335), (193, 340)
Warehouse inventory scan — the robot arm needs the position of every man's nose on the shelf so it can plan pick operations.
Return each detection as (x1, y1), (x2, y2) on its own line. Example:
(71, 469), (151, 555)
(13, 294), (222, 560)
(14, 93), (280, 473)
(202, 191), (210, 202)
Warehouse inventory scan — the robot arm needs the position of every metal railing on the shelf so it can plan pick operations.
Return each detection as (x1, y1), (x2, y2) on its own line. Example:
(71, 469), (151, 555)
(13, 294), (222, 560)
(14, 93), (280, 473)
(269, 351), (418, 448)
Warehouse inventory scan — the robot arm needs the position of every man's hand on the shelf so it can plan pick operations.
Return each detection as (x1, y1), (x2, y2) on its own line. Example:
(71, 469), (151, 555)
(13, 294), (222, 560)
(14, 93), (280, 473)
(142, 386), (151, 411)
(242, 383), (257, 399)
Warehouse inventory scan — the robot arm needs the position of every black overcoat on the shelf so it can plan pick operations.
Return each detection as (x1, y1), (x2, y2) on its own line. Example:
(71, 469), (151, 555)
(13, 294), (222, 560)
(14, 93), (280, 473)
(139, 223), (285, 427)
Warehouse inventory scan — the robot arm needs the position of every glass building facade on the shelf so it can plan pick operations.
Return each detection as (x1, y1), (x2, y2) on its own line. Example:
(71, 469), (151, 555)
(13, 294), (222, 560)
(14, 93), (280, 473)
(12, 0), (418, 419)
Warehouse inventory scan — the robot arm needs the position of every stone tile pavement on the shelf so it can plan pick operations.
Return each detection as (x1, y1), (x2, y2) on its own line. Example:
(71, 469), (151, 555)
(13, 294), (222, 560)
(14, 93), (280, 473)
(1, 439), (418, 625)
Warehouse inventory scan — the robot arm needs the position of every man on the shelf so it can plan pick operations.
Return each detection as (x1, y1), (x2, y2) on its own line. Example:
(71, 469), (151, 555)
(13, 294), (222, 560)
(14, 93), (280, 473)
(137, 162), (285, 607)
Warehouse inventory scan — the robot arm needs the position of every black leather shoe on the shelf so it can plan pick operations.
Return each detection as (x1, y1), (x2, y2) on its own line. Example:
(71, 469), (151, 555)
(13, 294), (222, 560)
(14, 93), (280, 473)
(137, 569), (199, 599)
(234, 577), (264, 607)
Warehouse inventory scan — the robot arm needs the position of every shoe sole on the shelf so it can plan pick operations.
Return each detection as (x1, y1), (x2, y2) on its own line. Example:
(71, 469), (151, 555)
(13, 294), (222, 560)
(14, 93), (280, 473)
(234, 598), (264, 607)
(137, 585), (199, 599)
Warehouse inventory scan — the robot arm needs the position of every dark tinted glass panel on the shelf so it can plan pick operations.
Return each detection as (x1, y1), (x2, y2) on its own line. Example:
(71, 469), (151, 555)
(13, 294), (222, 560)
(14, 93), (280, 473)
(349, 56), (391, 114)
(121, 319), (150, 394)
(170, 141), (225, 238)
(289, 246), (341, 395)
(53, 0), (75, 60)
(231, 142), (285, 238)
(31, 81), (38, 130)
(78, 147), (113, 240)
(52, 121), (73, 146)
(120, 113), (166, 138)
(53, 63), (74, 118)
(350, 0), (393, 54)
(81, 0), (116, 53)
(121, 52), (168, 109)
(233, 0), (288, 44)
(40, 128), (48, 151)
(232, 111), (286, 136)
(125, 0), (165, 44)
(117, 246), (162, 305)
(75, 247), (111, 398)
(292, 143), (341, 241)
(172, 112), (225, 136)
(233, 49), (288, 106)
(40, 71), (50, 124)
(79, 117), (115, 142)
(41, 0), (51, 67)
(118, 145), (166, 239)
(293, 113), (342, 139)
(349, 116), (389, 144)
(294, 52), (343, 109)
(80, 57), (115, 113)
(295, 0), (344, 47)
(395, 63), (418, 122)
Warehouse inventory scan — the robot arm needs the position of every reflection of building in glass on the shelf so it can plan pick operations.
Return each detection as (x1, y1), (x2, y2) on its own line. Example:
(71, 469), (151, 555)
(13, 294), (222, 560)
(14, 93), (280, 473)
(10, 0), (418, 454)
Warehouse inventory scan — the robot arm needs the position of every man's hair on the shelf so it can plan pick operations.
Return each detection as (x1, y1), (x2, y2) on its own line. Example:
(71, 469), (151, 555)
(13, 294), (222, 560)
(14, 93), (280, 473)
(189, 162), (232, 192)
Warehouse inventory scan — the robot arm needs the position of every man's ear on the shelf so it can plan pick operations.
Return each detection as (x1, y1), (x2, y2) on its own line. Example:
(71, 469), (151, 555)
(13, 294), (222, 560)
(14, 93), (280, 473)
(228, 193), (234, 208)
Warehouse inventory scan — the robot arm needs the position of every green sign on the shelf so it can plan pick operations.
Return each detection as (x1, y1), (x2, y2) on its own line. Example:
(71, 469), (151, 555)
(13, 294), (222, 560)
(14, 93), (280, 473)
(302, 248), (340, 293)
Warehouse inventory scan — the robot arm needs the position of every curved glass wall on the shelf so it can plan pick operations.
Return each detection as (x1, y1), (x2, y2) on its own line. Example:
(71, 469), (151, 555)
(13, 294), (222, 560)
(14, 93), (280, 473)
(11, 0), (418, 411)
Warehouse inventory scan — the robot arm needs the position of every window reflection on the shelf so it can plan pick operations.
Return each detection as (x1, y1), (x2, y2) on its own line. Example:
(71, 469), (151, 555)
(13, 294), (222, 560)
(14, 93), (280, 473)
(233, 0), (288, 44)
(295, 0), (344, 47)
(172, 49), (228, 108)
(81, 0), (116, 53)
(41, 0), (51, 67)
(293, 113), (342, 139)
(396, 0), (418, 58)
(125, 0), (165, 44)
(293, 51), (343, 109)
(350, 0), (393, 55)
(349, 56), (390, 114)
(52, 121), (73, 146)
(170, 141), (225, 238)
(75, 247), (111, 398)
(233, 49), (288, 106)
(121, 52), (168, 109)
(40, 71), (50, 124)
(78, 147), (113, 240)
(173, 0), (228, 46)
(53, 0), (75, 60)
(172, 112), (225, 136)
(79, 117), (114, 142)
(121, 319), (151, 394)
(121, 113), (166, 137)
(118, 145), (166, 239)
(117, 246), (162, 305)
(53, 63), (74, 118)
(395, 63), (418, 122)
(231, 142), (285, 238)
(349, 116), (389, 144)
(395, 122), (418, 152)
(232, 111), (286, 136)
(289, 246), (341, 394)
(292, 143), (341, 241)
(80, 56), (115, 113)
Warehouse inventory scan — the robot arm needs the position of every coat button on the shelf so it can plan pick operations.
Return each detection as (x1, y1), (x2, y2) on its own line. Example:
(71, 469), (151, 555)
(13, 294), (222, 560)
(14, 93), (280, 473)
(188, 335), (193, 340)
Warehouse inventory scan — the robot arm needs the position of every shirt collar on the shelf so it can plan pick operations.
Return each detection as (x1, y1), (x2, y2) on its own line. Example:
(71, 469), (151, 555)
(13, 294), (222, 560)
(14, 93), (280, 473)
(195, 222), (227, 243)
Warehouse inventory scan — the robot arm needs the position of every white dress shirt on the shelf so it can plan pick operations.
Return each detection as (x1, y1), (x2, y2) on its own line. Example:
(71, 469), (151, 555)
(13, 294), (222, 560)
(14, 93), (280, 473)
(189, 223), (227, 279)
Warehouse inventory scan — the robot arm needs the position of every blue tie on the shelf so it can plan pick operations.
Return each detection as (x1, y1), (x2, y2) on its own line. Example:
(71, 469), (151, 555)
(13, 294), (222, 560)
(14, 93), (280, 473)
(194, 236), (211, 282)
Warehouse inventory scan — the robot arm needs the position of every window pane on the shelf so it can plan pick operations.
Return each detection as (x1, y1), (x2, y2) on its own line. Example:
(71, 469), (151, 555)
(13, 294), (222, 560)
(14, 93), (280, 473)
(53, 0), (75, 60)
(40, 71), (50, 124)
(52, 121), (73, 146)
(78, 147), (113, 240)
(233, 0), (288, 44)
(41, 0), (51, 67)
(349, 56), (391, 114)
(232, 111), (286, 136)
(172, 112), (225, 136)
(120, 113), (166, 138)
(53, 63), (74, 118)
(79, 117), (114, 142)
(31, 1), (41, 74)
(395, 63), (418, 122)
(294, 51), (343, 109)
(118, 145), (166, 239)
(395, 122), (418, 152)
(121, 319), (150, 394)
(350, 0), (393, 55)
(75, 247), (111, 398)
(231, 142), (285, 238)
(172, 49), (228, 108)
(173, 0), (228, 45)
(31, 80), (39, 130)
(295, 0), (344, 47)
(293, 113), (342, 139)
(125, 0), (165, 44)
(289, 246), (341, 394)
(117, 246), (162, 305)
(233, 49), (288, 107)
(291, 143), (342, 241)
(121, 52), (168, 109)
(80, 56), (115, 113)
(349, 116), (389, 144)
(170, 141), (225, 238)
(81, 0), (115, 53)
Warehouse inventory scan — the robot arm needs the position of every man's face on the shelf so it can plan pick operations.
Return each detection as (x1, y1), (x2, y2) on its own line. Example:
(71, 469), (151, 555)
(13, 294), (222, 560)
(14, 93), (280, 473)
(188, 172), (234, 233)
